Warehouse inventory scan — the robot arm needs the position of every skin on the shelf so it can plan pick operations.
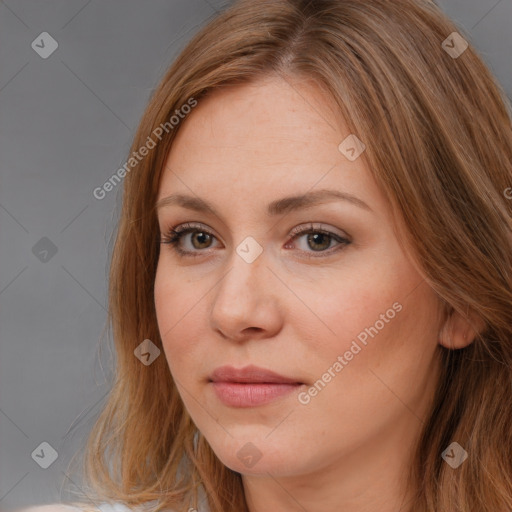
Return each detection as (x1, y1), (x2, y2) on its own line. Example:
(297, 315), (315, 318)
(154, 74), (479, 512)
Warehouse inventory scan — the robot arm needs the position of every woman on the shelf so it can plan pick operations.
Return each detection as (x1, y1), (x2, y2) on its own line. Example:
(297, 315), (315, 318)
(24, 0), (512, 510)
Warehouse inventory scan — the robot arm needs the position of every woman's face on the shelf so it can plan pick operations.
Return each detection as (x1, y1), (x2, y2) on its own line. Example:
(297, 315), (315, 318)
(154, 74), (443, 480)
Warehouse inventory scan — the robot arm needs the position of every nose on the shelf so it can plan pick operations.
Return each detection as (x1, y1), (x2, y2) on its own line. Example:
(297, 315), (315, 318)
(209, 245), (283, 342)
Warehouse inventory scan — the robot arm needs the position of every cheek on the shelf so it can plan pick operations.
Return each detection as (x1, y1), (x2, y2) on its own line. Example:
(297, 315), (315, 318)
(296, 284), (441, 443)
(154, 265), (195, 364)
(285, 263), (403, 359)
(321, 280), (441, 407)
(292, 254), (439, 381)
(154, 262), (216, 387)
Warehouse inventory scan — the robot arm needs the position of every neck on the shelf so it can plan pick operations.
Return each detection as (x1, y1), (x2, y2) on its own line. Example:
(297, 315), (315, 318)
(241, 410), (423, 512)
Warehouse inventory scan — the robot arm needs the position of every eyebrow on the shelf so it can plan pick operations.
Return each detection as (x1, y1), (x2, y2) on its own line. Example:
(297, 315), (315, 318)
(155, 189), (373, 217)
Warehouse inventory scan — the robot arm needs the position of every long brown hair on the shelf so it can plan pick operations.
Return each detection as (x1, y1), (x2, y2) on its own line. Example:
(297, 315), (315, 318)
(65, 0), (512, 510)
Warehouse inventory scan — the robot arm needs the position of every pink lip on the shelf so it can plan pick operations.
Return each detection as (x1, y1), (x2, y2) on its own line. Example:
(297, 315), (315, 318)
(209, 365), (303, 407)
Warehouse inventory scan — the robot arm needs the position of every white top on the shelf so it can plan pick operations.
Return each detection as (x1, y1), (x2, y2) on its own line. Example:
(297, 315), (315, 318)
(22, 501), (204, 512)
(97, 504), (133, 512)
(83, 501), (209, 512)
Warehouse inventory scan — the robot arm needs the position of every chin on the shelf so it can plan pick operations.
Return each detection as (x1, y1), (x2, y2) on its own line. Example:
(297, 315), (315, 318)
(204, 428), (306, 476)
(219, 451), (302, 477)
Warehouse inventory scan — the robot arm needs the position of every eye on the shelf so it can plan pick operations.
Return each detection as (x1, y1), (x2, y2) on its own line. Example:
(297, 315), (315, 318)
(285, 222), (351, 258)
(160, 222), (218, 257)
(160, 222), (351, 259)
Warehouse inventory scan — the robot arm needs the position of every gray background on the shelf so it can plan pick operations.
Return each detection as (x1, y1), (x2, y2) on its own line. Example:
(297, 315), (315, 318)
(0, 0), (510, 510)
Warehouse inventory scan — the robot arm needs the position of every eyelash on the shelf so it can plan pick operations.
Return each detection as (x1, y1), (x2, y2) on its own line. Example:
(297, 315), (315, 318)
(159, 222), (351, 259)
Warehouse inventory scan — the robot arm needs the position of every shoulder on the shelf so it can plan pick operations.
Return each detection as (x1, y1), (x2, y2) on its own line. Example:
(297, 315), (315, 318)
(12, 506), (84, 512)
(11, 502), (185, 512)
(12, 503), (133, 512)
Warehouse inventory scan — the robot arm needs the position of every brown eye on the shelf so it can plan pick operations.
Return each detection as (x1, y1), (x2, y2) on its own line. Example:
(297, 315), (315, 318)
(161, 222), (351, 259)
(160, 223), (219, 258)
(286, 223), (351, 258)
(190, 231), (213, 249)
(305, 232), (332, 251)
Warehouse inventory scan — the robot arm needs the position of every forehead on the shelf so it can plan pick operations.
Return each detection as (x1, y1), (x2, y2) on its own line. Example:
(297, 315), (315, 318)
(156, 75), (387, 218)
(165, 76), (341, 162)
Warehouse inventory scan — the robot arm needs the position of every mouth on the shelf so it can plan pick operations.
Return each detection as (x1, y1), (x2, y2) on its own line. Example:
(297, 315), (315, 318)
(208, 364), (304, 407)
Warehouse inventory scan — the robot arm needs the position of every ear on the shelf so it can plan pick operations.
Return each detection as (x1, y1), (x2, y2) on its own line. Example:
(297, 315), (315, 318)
(438, 306), (487, 349)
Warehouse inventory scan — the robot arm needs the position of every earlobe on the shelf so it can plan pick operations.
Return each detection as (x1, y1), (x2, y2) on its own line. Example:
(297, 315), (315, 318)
(438, 306), (486, 349)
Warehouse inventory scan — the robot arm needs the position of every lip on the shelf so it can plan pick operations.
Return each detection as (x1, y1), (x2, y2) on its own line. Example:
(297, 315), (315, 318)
(209, 365), (304, 407)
